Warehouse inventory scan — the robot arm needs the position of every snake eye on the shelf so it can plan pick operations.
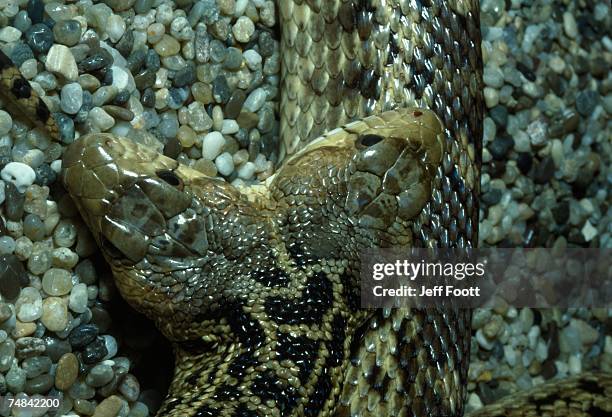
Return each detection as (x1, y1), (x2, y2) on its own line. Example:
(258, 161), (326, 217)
(358, 134), (384, 147)
(156, 170), (182, 187)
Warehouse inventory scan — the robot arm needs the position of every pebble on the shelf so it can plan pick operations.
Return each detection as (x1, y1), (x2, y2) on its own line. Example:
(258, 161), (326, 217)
(25, 23), (54, 53)
(237, 161), (256, 180)
(232, 16), (255, 43)
(45, 44), (79, 81)
(67, 284), (88, 315)
(42, 268), (73, 296)
(562, 12), (578, 39)
(154, 34), (180, 57)
(92, 395), (123, 417)
(60, 83), (84, 114)
(82, 337), (108, 364)
(202, 132), (225, 160)
(69, 324), (99, 348)
(87, 364), (115, 387)
(575, 90), (599, 117)
(52, 19), (82, 46)
(88, 107), (116, 131)
(41, 297), (68, 332)
(1, 162), (36, 193)
(215, 152), (234, 176)
(0, 110), (12, 135)
(243, 87), (267, 112)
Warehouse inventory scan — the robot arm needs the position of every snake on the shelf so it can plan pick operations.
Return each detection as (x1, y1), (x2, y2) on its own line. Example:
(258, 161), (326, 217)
(0, 1), (610, 416)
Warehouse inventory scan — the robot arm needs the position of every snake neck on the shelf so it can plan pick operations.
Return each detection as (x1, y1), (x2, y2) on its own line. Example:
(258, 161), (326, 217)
(156, 266), (369, 417)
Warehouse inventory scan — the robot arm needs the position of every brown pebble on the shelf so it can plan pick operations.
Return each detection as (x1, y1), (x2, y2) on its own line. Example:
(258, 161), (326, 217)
(102, 105), (135, 121)
(13, 321), (37, 338)
(236, 111), (259, 129)
(163, 136), (182, 159)
(92, 395), (123, 417)
(55, 352), (79, 390)
(225, 89), (246, 119)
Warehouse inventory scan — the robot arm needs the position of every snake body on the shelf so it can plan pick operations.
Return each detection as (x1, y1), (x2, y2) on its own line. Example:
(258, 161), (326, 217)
(0, 1), (610, 416)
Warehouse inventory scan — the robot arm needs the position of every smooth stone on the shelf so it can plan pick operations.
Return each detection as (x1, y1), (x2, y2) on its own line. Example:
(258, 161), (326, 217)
(5, 182), (26, 220)
(1, 162), (36, 192)
(69, 324), (99, 348)
(86, 363), (115, 387)
(25, 23), (54, 53)
(46, 44), (79, 81)
(201, 132), (225, 160)
(215, 152), (234, 176)
(0, 254), (27, 300)
(243, 87), (266, 112)
(575, 90), (599, 117)
(92, 395), (123, 417)
(41, 297), (68, 332)
(24, 373), (54, 395)
(42, 268), (73, 296)
(119, 374), (140, 402)
(53, 19), (82, 46)
(23, 213), (45, 241)
(154, 34), (180, 57)
(60, 82), (84, 114)
(82, 337), (108, 364)
(212, 75), (230, 103)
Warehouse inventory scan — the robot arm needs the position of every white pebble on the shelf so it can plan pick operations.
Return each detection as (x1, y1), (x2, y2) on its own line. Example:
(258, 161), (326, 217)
(107, 14), (126, 43)
(0, 110), (12, 135)
(234, 0), (249, 16)
(201, 132), (225, 160)
(568, 354), (582, 375)
(0, 180), (5, 205)
(563, 12), (578, 39)
(237, 161), (256, 180)
(69, 283), (88, 313)
(46, 44), (79, 81)
(243, 88), (267, 112)
(102, 335), (118, 360)
(19, 59), (38, 79)
(215, 152), (234, 176)
(581, 221), (597, 242)
(50, 160), (62, 174)
(253, 154), (268, 172)
(110, 66), (130, 91)
(243, 50), (262, 71)
(467, 393), (483, 410)
(0, 26), (21, 42)
(221, 119), (239, 134)
(1, 162), (35, 192)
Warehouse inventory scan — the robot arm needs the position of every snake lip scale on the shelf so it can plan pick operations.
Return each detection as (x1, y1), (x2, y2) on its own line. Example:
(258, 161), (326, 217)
(0, 1), (610, 416)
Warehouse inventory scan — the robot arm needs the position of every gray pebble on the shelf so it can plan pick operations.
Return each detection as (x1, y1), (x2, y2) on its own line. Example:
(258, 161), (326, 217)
(60, 82), (84, 114)
(212, 75), (231, 103)
(575, 90), (599, 117)
(53, 19), (82, 46)
(25, 23), (54, 53)
(223, 47), (243, 70)
(86, 363), (115, 387)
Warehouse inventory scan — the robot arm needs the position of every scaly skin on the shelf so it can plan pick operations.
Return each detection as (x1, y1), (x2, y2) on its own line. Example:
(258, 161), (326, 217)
(61, 108), (450, 416)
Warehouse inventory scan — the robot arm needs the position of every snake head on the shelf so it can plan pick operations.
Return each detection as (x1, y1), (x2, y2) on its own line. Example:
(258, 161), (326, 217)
(270, 108), (445, 263)
(61, 133), (272, 341)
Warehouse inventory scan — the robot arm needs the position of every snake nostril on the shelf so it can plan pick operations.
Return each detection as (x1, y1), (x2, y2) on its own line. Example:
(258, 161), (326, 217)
(358, 134), (384, 147)
(156, 169), (182, 187)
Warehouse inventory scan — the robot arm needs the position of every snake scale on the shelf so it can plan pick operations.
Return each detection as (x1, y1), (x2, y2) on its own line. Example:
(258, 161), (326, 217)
(0, 1), (610, 416)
